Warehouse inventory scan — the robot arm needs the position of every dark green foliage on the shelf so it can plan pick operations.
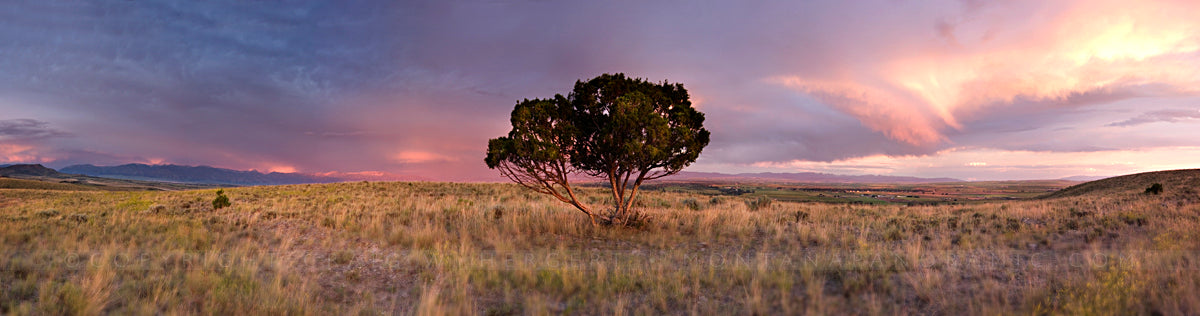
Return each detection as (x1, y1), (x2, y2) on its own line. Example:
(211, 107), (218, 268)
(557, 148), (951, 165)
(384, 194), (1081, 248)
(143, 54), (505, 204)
(1145, 183), (1164, 195)
(486, 73), (710, 225)
(567, 74), (709, 179)
(213, 189), (231, 210)
(486, 96), (575, 172)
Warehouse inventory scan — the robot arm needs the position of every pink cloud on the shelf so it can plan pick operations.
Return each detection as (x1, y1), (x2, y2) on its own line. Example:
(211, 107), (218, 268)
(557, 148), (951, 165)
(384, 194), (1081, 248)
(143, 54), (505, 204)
(0, 144), (52, 164)
(264, 165), (297, 174)
(1108, 109), (1200, 127)
(391, 150), (459, 164)
(703, 146), (1200, 181)
(771, 77), (949, 146)
(771, 0), (1200, 147)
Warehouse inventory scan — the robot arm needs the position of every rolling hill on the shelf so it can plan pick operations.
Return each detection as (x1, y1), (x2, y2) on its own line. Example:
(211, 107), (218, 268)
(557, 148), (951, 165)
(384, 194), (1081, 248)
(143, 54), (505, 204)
(0, 164), (60, 177)
(0, 177), (101, 191)
(1042, 168), (1200, 199)
(58, 163), (430, 185)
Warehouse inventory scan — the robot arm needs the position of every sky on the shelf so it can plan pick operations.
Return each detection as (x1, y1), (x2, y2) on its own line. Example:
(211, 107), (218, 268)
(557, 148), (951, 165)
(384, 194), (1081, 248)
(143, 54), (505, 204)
(1, 0), (1199, 181)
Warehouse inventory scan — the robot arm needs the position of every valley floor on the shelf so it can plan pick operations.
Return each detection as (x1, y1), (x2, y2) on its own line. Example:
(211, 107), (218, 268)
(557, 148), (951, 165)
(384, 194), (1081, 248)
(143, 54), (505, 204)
(2, 181), (1199, 314)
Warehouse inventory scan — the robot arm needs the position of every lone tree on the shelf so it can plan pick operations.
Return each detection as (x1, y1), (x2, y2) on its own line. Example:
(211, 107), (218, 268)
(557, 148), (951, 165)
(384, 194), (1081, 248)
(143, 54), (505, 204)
(486, 73), (710, 226)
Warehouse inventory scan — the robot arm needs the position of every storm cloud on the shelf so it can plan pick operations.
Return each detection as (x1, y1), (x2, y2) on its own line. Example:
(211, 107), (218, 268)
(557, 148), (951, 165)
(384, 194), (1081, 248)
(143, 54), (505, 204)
(2, 0), (1198, 180)
(0, 119), (68, 140)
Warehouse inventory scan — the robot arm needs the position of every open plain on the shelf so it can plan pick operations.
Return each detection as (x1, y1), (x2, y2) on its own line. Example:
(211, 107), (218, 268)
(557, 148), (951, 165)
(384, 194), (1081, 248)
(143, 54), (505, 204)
(2, 170), (1199, 314)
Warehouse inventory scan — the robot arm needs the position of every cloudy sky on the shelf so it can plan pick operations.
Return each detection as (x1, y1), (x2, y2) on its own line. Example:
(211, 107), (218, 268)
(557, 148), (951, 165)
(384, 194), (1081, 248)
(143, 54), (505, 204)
(2, 0), (1198, 181)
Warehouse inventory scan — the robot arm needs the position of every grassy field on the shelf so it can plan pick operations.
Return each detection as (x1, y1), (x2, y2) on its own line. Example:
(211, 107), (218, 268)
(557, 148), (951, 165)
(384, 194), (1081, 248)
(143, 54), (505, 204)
(0, 178), (102, 191)
(1, 171), (1199, 314)
(642, 180), (1078, 205)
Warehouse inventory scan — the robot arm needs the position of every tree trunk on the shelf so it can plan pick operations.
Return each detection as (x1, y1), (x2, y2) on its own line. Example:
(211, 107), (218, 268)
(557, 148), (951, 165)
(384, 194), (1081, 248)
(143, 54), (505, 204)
(617, 170), (649, 226)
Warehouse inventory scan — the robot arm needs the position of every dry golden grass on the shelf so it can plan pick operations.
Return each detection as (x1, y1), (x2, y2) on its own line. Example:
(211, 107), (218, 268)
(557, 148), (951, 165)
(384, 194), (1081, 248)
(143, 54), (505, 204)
(1, 180), (1199, 314)
(0, 178), (100, 191)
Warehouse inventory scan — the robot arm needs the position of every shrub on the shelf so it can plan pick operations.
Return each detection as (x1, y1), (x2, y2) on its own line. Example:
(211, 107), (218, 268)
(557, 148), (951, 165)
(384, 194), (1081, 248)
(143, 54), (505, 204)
(321, 217), (337, 228)
(680, 198), (703, 211)
(490, 205), (505, 220)
(1005, 218), (1022, 232)
(36, 209), (60, 218)
(1144, 183), (1164, 195)
(745, 196), (773, 211)
(1118, 212), (1148, 226)
(794, 210), (809, 222)
(884, 227), (905, 241)
(147, 204), (167, 214)
(1068, 208), (1091, 218)
(67, 214), (88, 223)
(332, 251), (354, 265)
(213, 189), (232, 210)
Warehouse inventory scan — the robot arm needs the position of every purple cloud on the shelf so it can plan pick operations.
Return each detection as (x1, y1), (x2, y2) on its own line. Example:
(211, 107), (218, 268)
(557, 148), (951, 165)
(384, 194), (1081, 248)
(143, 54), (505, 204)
(0, 119), (68, 140)
(1108, 109), (1200, 127)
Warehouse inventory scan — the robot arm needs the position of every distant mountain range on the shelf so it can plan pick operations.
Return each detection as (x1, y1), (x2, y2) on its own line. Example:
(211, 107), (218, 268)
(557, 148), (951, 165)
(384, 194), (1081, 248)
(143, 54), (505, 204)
(666, 171), (962, 183)
(59, 164), (338, 185)
(0, 164), (225, 191)
(14, 163), (968, 185)
(59, 163), (333, 186)
(57, 163), (432, 185)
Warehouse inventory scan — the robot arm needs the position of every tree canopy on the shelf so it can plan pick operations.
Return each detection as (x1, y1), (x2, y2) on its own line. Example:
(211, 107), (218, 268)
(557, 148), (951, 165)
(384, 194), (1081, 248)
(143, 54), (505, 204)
(486, 73), (710, 225)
